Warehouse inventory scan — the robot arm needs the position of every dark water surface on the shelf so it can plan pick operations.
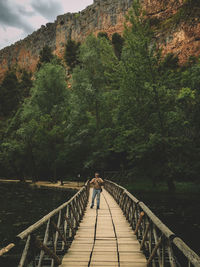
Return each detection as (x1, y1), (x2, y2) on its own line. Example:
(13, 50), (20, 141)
(1, 183), (199, 265)
(0, 182), (77, 248)
(130, 190), (200, 255)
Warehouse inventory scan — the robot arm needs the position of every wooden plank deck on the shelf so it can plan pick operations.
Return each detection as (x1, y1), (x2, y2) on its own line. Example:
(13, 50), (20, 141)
(61, 189), (147, 267)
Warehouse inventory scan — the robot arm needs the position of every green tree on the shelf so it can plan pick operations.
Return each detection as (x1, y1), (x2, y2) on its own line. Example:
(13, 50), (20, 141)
(112, 32), (124, 59)
(111, 0), (179, 190)
(72, 34), (118, 130)
(174, 61), (200, 180)
(70, 34), (119, 170)
(15, 63), (69, 181)
(0, 71), (20, 116)
(19, 70), (32, 98)
(0, 140), (26, 180)
(64, 39), (80, 72)
(1, 0), (200, 188)
(97, 32), (109, 40)
(37, 45), (54, 69)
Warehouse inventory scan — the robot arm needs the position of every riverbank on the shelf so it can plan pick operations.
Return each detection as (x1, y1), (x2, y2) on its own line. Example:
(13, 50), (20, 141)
(0, 179), (85, 190)
(122, 179), (200, 194)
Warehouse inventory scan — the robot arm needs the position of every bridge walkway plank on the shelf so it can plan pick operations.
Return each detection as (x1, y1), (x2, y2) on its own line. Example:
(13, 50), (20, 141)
(60, 189), (147, 267)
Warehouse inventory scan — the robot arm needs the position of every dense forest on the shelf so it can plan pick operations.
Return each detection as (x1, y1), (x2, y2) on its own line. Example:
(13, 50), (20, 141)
(1, 1), (200, 191)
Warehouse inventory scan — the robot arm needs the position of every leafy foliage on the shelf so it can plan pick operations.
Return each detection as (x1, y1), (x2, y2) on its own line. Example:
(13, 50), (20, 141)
(1, 0), (200, 191)
(97, 32), (109, 40)
(112, 32), (124, 59)
(37, 45), (54, 69)
(19, 70), (32, 98)
(0, 71), (20, 116)
(64, 39), (80, 72)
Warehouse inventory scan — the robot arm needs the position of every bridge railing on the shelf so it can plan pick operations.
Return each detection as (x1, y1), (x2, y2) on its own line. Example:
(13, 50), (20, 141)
(104, 180), (200, 267)
(0, 181), (90, 267)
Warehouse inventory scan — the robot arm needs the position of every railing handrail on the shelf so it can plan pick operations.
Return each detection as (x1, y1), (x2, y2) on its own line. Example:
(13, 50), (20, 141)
(104, 179), (200, 267)
(124, 189), (139, 203)
(139, 201), (175, 239)
(0, 180), (89, 258)
(18, 183), (88, 240)
(105, 179), (126, 191)
(105, 179), (174, 237)
(104, 179), (139, 203)
(1, 179), (200, 267)
(173, 237), (200, 267)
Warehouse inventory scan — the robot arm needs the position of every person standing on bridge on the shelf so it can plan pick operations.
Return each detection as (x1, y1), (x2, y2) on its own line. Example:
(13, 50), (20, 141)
(90, 172), (104, 209)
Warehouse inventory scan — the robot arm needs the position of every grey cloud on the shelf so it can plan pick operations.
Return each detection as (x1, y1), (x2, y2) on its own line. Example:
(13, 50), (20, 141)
(17, 6), (35, 17)
(31, 0), (62, 21)
(0, 1), (34, 33)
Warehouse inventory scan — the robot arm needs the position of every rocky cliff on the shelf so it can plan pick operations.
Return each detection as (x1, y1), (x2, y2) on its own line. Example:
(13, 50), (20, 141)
(144, 0), (200, 64)
(0, 0), (200, 80)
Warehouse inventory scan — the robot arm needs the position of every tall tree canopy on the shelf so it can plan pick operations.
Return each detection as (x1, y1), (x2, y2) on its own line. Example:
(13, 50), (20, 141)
(0, 71), (20, 116)
(1, 0), (200, 191)
(64, 39), (80, 72)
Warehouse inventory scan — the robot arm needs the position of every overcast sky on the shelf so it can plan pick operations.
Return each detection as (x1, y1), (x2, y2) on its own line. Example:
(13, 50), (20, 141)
(0, 0), (93, 50)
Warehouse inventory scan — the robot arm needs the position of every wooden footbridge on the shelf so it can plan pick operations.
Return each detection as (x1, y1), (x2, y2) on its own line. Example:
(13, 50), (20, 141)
(1, 180), (200, 267)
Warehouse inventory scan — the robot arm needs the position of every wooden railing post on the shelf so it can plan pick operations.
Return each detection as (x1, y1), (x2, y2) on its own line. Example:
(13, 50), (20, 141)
(140, 222), (150, 251)
(37, 219), (50, 267)
(1, 180), (200, 267)
(18, 235), (31, 267)
(51, 221), (67, 246)
(104, 180), (200, 266)
(70, 202), (79, 229)
(65, 216), (75, 237)
(33, 235), (62, 265)
(0, 181), (91, 267)
(147, 235), (163, 266)
(134, 212), (145, 235)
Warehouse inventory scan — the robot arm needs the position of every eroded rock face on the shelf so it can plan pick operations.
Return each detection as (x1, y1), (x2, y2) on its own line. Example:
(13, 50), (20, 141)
(55, 0), (132, 58)
(0, 22), (57, 80)
(160, 24), (200, 64)
(0, 0), (200, 81)
(0, 0), (132, 80)
(143, 0), (200, 64)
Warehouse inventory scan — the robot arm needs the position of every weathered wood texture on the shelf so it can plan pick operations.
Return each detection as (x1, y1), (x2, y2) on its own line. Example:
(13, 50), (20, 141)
(1, 179), (200, 267)
(104, 180), (200, 267)
(0, 181), (90, 267)
(60, 189), (146, 267)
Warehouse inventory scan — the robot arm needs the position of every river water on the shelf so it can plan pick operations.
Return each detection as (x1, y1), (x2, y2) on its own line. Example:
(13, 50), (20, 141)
(130, 190), (200, 256)
(0, 183), (199, 265)
(0, 183), (76, 249)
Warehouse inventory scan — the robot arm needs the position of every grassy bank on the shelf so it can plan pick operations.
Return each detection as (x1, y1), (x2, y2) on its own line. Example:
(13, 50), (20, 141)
(119, 179), (200, 194)
(0, 179), (85, 190)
